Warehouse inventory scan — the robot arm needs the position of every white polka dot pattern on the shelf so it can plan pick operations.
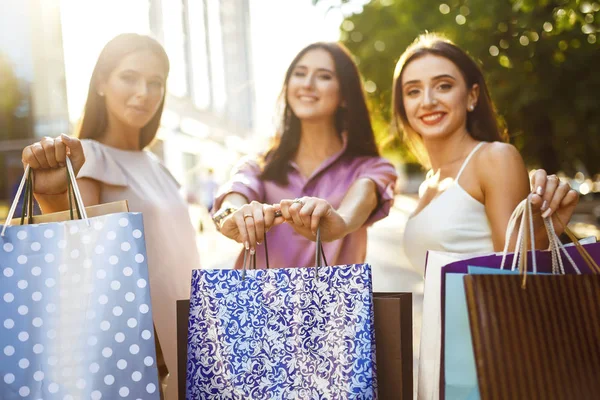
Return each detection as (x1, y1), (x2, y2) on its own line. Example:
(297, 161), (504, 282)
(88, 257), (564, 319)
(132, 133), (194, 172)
(0, 212), (159, 399)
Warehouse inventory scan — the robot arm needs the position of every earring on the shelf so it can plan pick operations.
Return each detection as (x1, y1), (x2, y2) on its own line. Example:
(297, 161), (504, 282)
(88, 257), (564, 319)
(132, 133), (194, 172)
(468, 104), (475, 111)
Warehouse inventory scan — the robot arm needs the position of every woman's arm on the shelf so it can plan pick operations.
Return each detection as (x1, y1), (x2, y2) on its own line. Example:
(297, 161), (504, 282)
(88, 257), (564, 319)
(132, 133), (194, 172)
(479, 142), (578, 251)
(338, 178), (379, 233)
(279, 178), (379, 242)
(218, 192), (249, 210)
(479, 143), (531, 251)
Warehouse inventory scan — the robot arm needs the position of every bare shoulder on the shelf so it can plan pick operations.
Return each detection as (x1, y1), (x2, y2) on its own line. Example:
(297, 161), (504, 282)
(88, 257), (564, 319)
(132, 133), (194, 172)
(475, 142), (525, 174)
(479, 141), (522, 161)
(475, 141), (528, 193)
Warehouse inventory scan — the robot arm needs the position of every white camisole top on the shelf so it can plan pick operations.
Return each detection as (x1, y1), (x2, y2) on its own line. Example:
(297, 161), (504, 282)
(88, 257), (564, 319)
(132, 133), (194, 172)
(404, 142), (494, 275)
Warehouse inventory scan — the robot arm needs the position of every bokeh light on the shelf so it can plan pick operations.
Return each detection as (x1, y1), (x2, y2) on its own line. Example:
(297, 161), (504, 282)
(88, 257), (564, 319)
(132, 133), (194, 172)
(439, 4), (450, 15)
(364, 80), (377, 93)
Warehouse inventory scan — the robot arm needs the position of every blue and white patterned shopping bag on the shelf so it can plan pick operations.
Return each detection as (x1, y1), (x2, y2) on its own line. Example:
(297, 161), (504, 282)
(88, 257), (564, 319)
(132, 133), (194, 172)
(186, 263), (377, 399)
(0, 164), (160, 400)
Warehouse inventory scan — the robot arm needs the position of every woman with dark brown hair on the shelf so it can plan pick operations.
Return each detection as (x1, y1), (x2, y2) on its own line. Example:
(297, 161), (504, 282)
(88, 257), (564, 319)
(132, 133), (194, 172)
(392, 33), (579, 399)
(21, 33), (198, 399)
(212, 42), (398, 268)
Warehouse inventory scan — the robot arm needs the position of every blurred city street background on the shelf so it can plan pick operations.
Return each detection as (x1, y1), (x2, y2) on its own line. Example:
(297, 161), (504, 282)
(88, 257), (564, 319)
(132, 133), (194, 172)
(3, 0), (599, 238)
(2, 0), (600, 388)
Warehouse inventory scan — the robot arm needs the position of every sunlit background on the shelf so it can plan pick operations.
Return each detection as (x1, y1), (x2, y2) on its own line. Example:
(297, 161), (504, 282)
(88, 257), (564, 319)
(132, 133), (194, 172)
(3, 0), (600, 267)
(0, 0), (352, 191)
(3, 0), (600, 203)
(2, 2), (599, 393)
(3, 0), (600, 256)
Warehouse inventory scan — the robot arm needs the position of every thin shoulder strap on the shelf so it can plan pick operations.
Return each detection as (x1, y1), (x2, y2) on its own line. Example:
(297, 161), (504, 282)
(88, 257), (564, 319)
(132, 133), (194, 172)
(455, 142), (485, 182)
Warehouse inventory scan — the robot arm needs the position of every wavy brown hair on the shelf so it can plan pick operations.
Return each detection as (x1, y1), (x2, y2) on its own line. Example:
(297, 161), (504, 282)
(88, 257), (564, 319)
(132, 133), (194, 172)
(260, 42), (380, 185)
(77, 33), (170, 149)
(392, 33), (507, 167)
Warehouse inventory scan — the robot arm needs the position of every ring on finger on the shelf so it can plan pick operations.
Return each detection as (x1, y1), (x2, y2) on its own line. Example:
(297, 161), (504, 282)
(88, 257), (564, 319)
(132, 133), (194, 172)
(292, 198), (304, 206)
(243, 214), (253, 220)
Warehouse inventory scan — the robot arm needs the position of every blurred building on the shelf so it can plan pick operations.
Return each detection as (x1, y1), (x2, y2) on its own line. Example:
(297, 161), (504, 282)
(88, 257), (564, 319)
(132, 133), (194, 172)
(0, 0), (70, 214)
(146, 0), (256, 191)
(0, 0), (257, 213)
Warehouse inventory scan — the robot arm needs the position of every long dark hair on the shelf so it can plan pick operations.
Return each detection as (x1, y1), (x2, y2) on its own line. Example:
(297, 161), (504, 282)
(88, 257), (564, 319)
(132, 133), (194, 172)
(392, 33), (507, 167)
(78, 33), (170, 149)
(260, 42), (379, 185)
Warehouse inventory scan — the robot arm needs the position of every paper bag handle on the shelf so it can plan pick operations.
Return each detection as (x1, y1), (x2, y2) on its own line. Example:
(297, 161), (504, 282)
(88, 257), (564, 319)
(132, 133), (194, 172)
(562, 226), (600, 275)
(500, 197), (580, 277)
(1, 157), (89, 236)
(240, 227), (328, 280)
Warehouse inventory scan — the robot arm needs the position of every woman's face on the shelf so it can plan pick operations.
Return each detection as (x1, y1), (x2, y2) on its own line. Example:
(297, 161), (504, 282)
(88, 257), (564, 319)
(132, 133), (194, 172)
(286, 48), (342, 123)
(99, 50), (166, 131)
(401, 54), (478, 141)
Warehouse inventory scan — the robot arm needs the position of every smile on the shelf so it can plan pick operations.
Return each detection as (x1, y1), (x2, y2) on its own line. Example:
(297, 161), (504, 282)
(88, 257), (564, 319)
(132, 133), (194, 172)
(298, 95), (318, 103)
(420, 112), (446, 125)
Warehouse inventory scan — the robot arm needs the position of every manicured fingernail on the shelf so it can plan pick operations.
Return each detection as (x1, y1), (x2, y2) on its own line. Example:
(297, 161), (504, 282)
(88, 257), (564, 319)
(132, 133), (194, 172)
(312, 231), (316, 236)
(257, 241), (262, 246)
(250, 248), (255, 255)
(542, 208), (552, 219)
(245, 242), (249, 250)
(536, 186), (543, 196)
(541, 200), (548, 211)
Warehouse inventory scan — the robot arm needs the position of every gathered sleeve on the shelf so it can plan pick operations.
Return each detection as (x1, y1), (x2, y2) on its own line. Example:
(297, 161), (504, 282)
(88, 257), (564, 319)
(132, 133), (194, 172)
(356, 156), (398, 226)
(76, 140), (128, 186)
(213, 157), (265, 212)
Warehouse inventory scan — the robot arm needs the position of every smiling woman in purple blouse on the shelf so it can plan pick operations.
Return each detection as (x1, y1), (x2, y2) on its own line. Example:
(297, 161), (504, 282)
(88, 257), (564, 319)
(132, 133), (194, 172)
(212, 42), (398, 269)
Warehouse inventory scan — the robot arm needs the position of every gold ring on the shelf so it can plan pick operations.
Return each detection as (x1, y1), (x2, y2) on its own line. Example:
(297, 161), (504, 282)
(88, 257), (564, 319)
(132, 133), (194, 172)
(243, 214), (253, 220)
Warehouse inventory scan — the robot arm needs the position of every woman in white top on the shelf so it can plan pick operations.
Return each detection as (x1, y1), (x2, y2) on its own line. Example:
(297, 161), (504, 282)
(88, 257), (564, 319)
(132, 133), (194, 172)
(392, 33), (579, 398)
(21, 33), (199, 400)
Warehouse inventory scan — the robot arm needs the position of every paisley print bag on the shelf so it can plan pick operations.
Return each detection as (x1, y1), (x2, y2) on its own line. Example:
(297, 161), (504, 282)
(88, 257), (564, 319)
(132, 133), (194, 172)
(185, 232), (377, 399)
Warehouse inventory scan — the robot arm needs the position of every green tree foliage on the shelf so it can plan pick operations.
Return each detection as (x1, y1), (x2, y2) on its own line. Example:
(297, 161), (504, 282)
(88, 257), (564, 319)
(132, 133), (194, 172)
(317, 0), (600, 173)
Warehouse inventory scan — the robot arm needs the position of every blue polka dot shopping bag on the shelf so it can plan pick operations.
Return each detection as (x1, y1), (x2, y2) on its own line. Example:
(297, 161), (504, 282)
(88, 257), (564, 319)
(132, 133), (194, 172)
(0, 161), (160, 400)
(186, 240), (377, 399)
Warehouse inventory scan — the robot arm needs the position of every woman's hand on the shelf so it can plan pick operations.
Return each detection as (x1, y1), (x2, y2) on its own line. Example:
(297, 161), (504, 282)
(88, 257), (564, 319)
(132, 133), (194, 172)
(529, 169), (579, 235)
(219, 201), (285, 251)
(21, 134), (85, 195)
(279, 197), (348, 242)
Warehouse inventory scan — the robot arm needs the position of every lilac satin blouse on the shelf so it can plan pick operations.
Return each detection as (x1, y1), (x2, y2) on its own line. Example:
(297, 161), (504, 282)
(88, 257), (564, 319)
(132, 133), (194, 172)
(214, 143), (397, 269)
